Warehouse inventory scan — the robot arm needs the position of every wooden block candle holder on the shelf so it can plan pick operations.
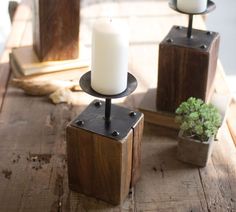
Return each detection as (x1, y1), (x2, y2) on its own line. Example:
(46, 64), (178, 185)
(66, 72), (144, 205)
(156, 25), (220, 113)
(156, 0), (219, 113)
(139, 1), (220, 129)
(33, 0), (80, 61)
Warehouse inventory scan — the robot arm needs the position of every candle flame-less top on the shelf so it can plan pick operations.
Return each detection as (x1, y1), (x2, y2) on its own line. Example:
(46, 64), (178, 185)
(91, 19), (129, 95)
(177, 0), (207, 13)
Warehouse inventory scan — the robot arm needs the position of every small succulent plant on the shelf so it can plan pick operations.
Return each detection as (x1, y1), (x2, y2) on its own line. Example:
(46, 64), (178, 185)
(175, 97), (222, 142)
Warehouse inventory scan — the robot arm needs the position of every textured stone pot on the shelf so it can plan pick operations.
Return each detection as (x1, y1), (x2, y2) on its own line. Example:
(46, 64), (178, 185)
(177, 131), (214, 167)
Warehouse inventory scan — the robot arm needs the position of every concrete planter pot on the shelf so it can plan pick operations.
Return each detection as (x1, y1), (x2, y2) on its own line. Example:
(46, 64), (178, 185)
(177, 131), (214, 167)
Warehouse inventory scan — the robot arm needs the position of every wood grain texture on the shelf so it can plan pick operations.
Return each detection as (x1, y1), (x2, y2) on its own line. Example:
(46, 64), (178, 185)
(66, 125), (133, 205)
(33, 0), (80, 61)
(134, 124), (209, 212)
(130, 115), (144, 187)
(0, 63), (11, 112)
(157, 26), (220, 112)
(198, 124), (236, 211)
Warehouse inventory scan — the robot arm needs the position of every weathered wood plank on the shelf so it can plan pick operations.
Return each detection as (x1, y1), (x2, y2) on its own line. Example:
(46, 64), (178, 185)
(130, 115), (144, 187)
(134, 123), (208, 212)
(0, 3), (31, 112)
(0, 89), (56, 211)
(0, 86), (134, 211)
(198, 124), (236, 211)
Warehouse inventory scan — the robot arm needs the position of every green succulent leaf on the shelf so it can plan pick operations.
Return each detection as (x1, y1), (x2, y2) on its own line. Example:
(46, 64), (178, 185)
(175, 97), (222, 142)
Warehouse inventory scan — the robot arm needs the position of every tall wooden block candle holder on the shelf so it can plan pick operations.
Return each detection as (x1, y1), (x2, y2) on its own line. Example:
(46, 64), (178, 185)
(139, 1), (220, 129)
(157, 1), (219, 113)
(157, 25), (220, 112)
(33, 0), (80, 61)
(66, 72), (144, 205)
(156, 1), (219, 114)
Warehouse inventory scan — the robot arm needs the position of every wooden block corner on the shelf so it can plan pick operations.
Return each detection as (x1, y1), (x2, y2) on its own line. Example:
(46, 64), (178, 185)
(157, 26), (220, 113)
(66, 110), (144, 205)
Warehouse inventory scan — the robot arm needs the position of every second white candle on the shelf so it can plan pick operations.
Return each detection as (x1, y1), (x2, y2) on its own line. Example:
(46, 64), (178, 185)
(177, 0), (207, 13)
(91, 19), (129, 95)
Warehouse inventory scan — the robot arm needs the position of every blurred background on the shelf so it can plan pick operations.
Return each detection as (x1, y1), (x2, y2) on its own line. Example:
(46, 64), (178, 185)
(206, 0), (236, 94)
(0, 0), (13, 54)
(0, 0), (235, 93)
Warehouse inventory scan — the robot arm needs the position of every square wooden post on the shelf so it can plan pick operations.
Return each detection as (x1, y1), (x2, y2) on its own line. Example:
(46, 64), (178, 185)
(156, 26), (220, 113)
(33, 0), (80, 62)
(66, 100), (144, 205)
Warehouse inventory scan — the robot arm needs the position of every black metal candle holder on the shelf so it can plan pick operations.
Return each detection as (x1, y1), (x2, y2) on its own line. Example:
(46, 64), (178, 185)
(152, 0), (220, 124)
(66, 71), (144, 205)
(71, 71), (142, 140)
(169, 0), (216, 38)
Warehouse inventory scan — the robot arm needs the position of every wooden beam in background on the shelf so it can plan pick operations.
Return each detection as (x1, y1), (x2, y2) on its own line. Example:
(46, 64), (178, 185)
(33, 0), (80, 62)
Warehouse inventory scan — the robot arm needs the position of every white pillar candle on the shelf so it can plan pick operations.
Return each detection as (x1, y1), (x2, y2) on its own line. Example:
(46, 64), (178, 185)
(177, 0), (207, 13)
(91, 19), (129, 95)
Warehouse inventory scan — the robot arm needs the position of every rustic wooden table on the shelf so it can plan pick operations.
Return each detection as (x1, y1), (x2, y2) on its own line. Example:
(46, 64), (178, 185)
(0, 0), (235, 211)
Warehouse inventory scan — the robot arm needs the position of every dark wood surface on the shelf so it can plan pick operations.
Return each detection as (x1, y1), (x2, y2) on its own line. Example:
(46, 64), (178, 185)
(130, 115), (144, 187)
(33, 0), (80, 61)
(0, 0), (235, 211)
(66, 125), (133, 205)
(157, 26), (220, 112)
